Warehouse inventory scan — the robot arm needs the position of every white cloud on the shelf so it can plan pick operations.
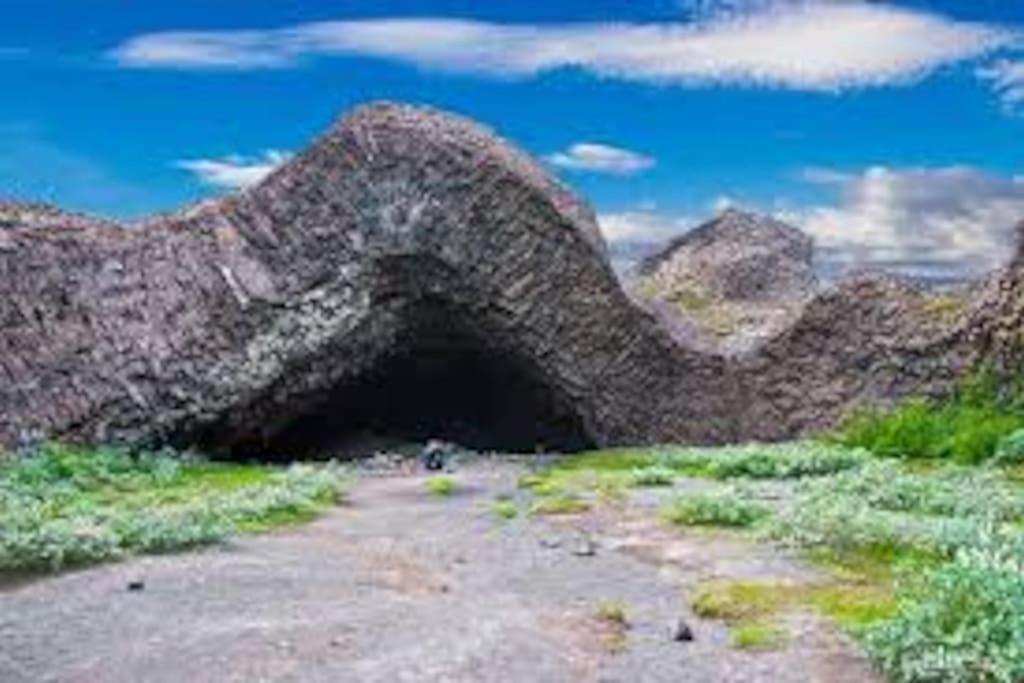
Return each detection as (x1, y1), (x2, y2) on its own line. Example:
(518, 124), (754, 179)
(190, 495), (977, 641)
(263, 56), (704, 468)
(174, 150), (291, 190)
(599, 210), (693, 245)
(599, 166), (1024, 282)
(112, 5), (1014, 92)
(788, 165), (1024, 281)
(546, 143), (655, 175)
(978, 59), (1024, 115)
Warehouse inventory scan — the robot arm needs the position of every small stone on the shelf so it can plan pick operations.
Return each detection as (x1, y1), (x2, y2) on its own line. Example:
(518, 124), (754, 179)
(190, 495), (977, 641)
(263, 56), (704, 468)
(572, 539), (597, 557)
(671, 618), (695, 642)
(127, 580), (145, 592)
(540, 538), (562, 549)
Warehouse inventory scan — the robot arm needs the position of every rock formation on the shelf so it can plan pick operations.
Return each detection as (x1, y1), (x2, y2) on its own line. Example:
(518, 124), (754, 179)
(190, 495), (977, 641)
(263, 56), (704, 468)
(632, 209), (818, 352)
(0, 102), (1021, 455)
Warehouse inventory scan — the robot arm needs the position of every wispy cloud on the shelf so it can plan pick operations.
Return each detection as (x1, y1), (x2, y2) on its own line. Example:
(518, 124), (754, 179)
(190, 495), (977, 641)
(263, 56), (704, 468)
(174, 150), (291, 190)
(600, 166), (1024, 282)
(546, 143), (655, 175)
(112, 5), (1014, 92)
(978, 59), (1024, 115)
(789, 165), (1024, 281)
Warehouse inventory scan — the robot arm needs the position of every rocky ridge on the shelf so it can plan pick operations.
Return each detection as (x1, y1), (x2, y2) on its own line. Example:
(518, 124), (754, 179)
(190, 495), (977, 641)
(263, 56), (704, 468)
(0, 102), (1022, 452)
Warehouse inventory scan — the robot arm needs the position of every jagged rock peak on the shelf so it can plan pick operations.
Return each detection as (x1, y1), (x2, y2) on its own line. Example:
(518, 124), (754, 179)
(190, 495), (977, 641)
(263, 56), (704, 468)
(637, 208), (816, 300)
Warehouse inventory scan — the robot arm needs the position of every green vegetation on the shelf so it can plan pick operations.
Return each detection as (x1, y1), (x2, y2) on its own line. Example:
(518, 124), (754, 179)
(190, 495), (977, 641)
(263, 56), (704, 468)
(768, 457), (1024, 681)
(863, 537), (1024, 683)
(659, 442), (871, 480)
(530, 494), (591, 516)
(593, 599), (631, 653)
(918, 293), (966, 323)
(663, 490), (769, 528)
(730, 623), (788, 651)
(492, 499), (518, 520)
(692, 576), (892, 652)
(550, 423), (1024, 680)
(426, 476), (458, 497)
(0, 442), (345, 573)
(835, 367), (1024, 464)
(524, 442), (868, 499)
(595, 599), (630, 627)
(692, 580), (794, 622)
(630, 464), (675, 487)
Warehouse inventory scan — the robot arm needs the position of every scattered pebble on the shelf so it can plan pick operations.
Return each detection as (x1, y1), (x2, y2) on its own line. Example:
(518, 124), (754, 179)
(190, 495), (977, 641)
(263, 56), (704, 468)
(572, 539), (598, 557)
(671, 617), (695, 642)
(540, 538), (563, 549)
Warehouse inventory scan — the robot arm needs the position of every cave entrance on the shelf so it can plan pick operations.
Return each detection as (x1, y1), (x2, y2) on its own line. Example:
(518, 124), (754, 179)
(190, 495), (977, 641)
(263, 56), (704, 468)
(250, 318), (592, 460)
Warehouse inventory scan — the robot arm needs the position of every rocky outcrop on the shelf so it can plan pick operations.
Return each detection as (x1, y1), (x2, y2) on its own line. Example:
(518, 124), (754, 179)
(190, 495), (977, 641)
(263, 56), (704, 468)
(0, 103), (731, 454)
(637, 209), (817, 302)
(632, 210), (818, 352)
(0, 103), (1021, 454)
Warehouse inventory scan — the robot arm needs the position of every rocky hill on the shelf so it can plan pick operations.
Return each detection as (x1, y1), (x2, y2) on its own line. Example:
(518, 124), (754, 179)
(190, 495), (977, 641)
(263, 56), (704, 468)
(0, 102), (1021, 453)
(632, 209), (818, 352)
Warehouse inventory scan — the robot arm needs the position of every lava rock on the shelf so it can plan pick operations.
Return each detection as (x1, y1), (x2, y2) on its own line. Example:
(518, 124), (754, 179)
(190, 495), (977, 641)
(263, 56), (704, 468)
(671, 617), (694, 642)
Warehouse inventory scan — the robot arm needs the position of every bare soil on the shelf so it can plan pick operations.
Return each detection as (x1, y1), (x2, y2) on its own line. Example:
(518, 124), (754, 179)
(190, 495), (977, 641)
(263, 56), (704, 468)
(0, 461), (879, 682)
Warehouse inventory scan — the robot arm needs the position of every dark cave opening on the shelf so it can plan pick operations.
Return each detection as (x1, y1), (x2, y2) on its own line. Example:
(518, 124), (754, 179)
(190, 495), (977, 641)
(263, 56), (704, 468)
(236, 325), (593, 461)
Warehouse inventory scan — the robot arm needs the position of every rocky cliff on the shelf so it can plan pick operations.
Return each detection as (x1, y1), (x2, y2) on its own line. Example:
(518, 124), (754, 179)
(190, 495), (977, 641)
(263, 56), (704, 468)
(0, 103), (1021, 454)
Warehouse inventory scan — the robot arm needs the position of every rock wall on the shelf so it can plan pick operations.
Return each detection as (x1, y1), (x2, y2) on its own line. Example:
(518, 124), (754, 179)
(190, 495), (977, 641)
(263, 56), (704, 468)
(0, 103), (1021, 453)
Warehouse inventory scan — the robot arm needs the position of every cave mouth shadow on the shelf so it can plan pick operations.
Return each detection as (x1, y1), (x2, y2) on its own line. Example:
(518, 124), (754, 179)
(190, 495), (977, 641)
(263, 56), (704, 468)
(242, 327), (593, 461)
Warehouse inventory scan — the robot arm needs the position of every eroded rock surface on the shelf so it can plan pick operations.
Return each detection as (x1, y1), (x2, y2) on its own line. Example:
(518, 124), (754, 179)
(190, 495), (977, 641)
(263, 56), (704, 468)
(632, 209), (818, 353)
(0, 103), (1022, 452)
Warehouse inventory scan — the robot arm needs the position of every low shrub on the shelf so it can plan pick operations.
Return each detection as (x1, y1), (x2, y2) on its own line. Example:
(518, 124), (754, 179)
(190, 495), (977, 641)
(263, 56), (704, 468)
(492, 500), (518, 520)
(530, 495), (591, 516)
(994, 429), (1024, 466)
(664, 490), (769, 528)
(426, 476), (457, 497)
(659, 442), (870, 480)
(834, 367), (1024, 464)
(630, 465), (675, 487)
(731, 623), (788, 651)
(864, 535), (1024, 683)
(0, 444), (345, 572)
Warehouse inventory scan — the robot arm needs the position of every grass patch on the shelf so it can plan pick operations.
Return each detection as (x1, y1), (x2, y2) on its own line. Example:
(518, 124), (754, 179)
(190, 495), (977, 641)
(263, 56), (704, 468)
(593, 600), (630, 653)
(693, 574), (895, 638)
(660, 442), (871, 480)
(492, 499), (518, 520)
(530, 495), (591, 516)
(692, 580), (794, 623)
(664, 490), (769, 529)
(0, 442), (345, 573)
(630, 465), (675, 487)
(595, 599), (630, 626)
(425, 476), (457, 497)
(731, 623), (788, 651)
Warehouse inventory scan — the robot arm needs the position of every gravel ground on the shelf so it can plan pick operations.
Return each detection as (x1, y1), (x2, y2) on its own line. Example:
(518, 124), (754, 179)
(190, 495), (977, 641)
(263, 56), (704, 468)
(0, 460), (879, 682)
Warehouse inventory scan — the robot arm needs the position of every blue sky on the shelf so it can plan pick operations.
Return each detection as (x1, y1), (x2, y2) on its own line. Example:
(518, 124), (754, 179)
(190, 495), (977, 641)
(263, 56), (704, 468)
(2, 0), (1024, 280)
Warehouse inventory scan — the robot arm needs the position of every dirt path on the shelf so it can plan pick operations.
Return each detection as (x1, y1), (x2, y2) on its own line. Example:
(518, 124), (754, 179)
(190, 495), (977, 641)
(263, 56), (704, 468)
(0, 462), (878, 682)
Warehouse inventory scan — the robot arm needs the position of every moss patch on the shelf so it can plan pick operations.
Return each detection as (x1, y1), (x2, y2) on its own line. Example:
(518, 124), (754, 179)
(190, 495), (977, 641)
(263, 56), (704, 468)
(426, 476), (457, 497)
(731, 623), (789, 651)
(530, 495), (591, 516)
